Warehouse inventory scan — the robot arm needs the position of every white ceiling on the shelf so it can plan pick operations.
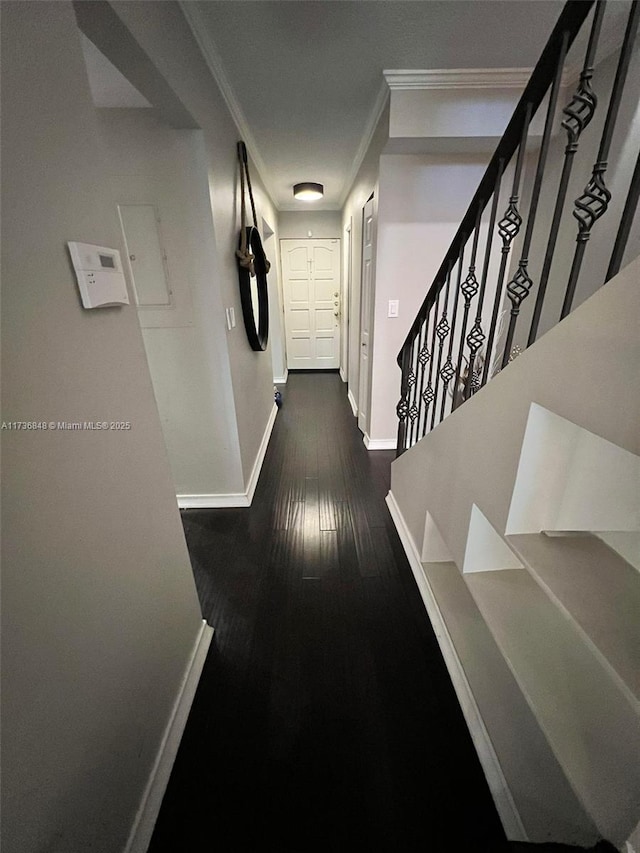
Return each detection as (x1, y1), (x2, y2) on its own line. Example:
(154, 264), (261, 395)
(183, 0), (566, 210)
(82, 2), (631, 213)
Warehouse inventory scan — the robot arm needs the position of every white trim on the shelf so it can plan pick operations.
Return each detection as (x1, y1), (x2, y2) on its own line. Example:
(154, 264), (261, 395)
(178, 403), (278, 509)
(363, 434), (396, 451)
(625, 816), (640, 853)
(339, 367), (347, 383)
(347, 389), (358, 418)
(274, 369), (288, 385)
(383, 67), (532, 90)
(338, 80), (389, 207)
(125, 620), (214, 853)
(246, 402), (278, 504)
(385, 491), (527, 842)
(179, 2), (277, 207)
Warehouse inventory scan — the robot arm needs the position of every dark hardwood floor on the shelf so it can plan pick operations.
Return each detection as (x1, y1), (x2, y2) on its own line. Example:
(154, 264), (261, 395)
(148, 371), (508, 852)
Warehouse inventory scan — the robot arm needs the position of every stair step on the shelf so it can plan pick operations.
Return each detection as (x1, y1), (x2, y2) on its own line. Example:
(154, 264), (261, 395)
(507, 532), (640, 707)
(424, 561), (598, 847)
(465, 567), (640, 846)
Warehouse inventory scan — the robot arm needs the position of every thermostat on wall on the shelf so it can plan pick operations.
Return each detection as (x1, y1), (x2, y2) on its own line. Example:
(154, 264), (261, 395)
(68, 241), (130, 309)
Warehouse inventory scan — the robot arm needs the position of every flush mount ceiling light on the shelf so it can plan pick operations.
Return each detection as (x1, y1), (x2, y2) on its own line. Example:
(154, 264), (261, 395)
(293, 182), (324, 201)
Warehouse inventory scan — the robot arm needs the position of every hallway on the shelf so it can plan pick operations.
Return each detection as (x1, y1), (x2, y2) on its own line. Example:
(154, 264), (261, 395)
(149, 371), (506, 852)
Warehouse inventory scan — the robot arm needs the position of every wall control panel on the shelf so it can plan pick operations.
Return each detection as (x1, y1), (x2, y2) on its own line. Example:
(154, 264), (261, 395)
(68, 242), (130, 309)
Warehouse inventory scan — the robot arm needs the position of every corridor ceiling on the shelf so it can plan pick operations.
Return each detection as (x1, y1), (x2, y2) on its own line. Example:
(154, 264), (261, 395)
(184, 0), (565, 210)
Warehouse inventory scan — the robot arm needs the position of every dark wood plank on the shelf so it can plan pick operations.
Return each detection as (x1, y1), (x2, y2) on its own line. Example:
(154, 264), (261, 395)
(149, 372), (507, 853)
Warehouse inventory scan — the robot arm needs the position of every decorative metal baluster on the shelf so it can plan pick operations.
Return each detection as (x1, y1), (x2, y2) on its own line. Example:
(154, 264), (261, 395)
(439, 243), (465, 423)
(562, 0), (640, 318)
(414, 312), (432, 444)
(529, 2), (605, 345)
(431, 265), (453, 430)
(404, 339), (420, 449)
(421, 292), (440, 438)
(396, 344), (411, 455)
(452, 207), (483, 411)
(483, 107), (532, 385)
(502, 30), (570, 368)
(464, 160), (504, 400)
(607, 147), (640, 282)
(408, 322), (426, 448)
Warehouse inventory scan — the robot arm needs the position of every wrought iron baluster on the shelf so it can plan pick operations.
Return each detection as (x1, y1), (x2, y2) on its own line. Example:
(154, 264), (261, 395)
(502, 30), (570, 368)
(431, 264), (453, 431)
(414, 312), (431, 444)
(440, 243), (465, 423)
(562, 0), (640, 318)
(606, 146), (640, 282)
(421, 291), (440, 438)
(408, 322), (425, 448)
(396, 344), (411, 455)
(528, 2), (606, 345)
(453, 207), (483, 411)
(464, 160), (504, 400)
(483, 107), (532, 385)
(405, 338), (420, 449)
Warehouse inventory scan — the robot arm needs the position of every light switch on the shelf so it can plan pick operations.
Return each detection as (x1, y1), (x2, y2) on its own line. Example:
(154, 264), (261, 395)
(388, 300), (399, 318)
(229, 306), (236, 328)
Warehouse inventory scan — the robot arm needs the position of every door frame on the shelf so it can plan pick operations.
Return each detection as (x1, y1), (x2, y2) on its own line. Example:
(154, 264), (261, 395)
(357, 195), (376, 435)
(279, 238), (342, 371)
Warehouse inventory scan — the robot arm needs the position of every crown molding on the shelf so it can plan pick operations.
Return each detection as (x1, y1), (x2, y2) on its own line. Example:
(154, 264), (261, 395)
(338, 79), (389, 208)
(178, 1), (278, 208)
(383, 68), (534, 91)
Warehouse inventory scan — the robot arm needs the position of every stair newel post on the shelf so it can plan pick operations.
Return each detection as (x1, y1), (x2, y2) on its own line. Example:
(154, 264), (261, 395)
(439, 240), (465, 424)
(606, 147), (640, 282)
(528, 2), (605, 346)
(421, 290), (440, 437)
(431, 262), (454, 431)
(396, 344), (412, 456)
(561, 0), (640, 319)
(453, 206), (482, 411)
(464, 159), (504, 401)
(502, 29), (570, 368)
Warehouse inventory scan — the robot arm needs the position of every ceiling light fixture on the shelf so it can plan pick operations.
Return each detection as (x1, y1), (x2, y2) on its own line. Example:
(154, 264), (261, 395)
(293, 182), (324, 201)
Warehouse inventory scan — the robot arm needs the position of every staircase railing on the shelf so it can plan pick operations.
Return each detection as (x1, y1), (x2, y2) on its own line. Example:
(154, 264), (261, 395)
(396, 0), (640, 455)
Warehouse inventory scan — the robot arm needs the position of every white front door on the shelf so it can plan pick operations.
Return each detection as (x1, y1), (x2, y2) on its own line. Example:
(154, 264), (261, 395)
(281, 239), (341, 370)
(358, 198), (375, 433)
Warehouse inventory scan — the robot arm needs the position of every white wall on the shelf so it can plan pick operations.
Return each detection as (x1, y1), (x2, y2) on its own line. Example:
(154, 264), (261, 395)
(1, 5), (204, 851)
(107, 0), (282, 485)
(368, 153), (490, 443)
(95, 108), (245, 495)
(279, 210), (342, 239)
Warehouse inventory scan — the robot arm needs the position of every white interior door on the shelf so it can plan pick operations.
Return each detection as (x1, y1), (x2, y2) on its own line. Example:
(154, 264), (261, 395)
(358, 198), (375, 433)
(281, 239), (341, 369)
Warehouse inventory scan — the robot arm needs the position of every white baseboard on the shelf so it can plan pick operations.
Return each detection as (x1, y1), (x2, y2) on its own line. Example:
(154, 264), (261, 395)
(125, 620), (214, 853)
(274, 369), (288, 384)
(347, 389), (358, 418)
(363, 434), (396, 451)
(178, 403), (278, 509)
(385, 491), (527, 842)
(339, 367), (347, 383)
(246, 402), (278, 504)
(626, 818), (640, 853)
